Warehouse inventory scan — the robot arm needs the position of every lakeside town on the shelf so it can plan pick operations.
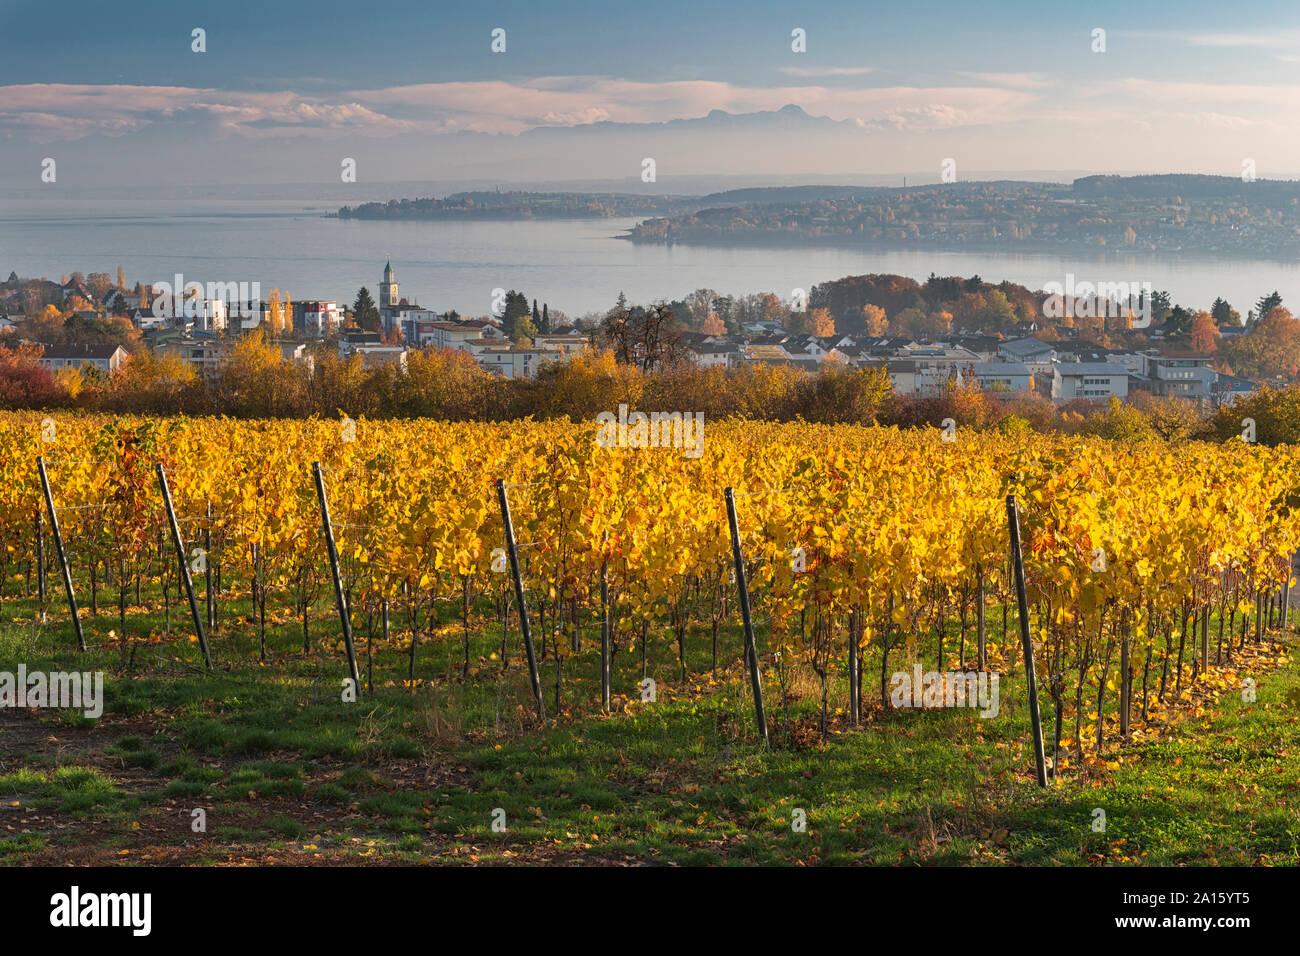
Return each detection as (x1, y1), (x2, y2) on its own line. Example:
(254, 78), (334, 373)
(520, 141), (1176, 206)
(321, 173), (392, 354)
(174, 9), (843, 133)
(0, 258), (1284, 415)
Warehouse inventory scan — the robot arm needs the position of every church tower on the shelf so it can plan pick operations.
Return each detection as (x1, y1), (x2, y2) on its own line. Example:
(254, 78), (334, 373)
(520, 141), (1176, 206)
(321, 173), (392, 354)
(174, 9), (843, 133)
(380, 260), (399, 309)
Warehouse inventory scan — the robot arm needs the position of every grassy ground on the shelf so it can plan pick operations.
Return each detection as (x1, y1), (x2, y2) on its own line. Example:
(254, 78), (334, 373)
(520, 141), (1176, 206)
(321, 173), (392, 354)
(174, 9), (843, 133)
(1, 569), (1298, 866)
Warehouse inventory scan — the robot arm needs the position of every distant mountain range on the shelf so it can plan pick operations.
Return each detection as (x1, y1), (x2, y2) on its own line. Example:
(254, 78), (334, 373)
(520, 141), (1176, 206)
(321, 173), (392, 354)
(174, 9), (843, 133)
(0, 99), (1120, 191)
(518, 103), (852, 139)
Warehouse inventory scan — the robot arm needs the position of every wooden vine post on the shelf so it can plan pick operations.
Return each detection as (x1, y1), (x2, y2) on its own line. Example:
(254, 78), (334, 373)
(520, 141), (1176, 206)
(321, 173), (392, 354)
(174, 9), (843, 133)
(36, 456), (86, 652)
(1007, 494), (1048, 787)
(156, 464), (213, 670)
(496, 478), (545, 720)
(724, 487), (768, 744)
(312, 462), (361, 689)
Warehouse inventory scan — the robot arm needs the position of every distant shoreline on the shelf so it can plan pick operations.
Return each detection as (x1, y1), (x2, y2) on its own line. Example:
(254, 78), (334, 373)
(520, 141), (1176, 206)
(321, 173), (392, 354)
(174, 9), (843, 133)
(614, 231), (1300, 263)
(315, 214), (1300, 263)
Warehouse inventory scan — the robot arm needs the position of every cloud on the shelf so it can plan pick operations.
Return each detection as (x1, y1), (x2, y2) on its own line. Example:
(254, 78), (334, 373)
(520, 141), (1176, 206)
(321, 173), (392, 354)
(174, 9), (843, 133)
(1101, 78), (1300, 113)
(776, 66), (877, 77)
(1178, 29), (1300, 48)
(0, 84), (420, 140)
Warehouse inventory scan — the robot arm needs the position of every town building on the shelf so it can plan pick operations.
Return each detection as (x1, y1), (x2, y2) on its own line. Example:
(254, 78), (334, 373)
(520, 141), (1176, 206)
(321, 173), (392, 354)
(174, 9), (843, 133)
(684, 342), (737, 369)
(296, 301), (344, 338)
(968, 361), (1033, 391)
(339, 330), (382, 355)
(998, 336), (1057, 370)
(37, 343), (129, 375)
(468, 343), (563, 379)
(1211, 373), (1258, 407)
(156, 334), (233, 381)
(1134, 350), (1217, 398)
(1051, 363), (1131, 401)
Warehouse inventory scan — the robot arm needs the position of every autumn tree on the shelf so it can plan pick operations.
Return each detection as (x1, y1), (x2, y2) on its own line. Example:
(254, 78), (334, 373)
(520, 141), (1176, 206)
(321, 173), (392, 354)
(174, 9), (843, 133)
(595, 300), (684, 370)
(104, 347), (200, 413)
(807, 308), (836, 338)
(1131, 393), (1205, 442)
(926, 309), (954, 333)
(86, 272), (114, 301)
(1210, 385), (1300, 444)
(265, 289), (283, 335)
(384, 347), (501, 419)
(1221, 306), (1300, 380)
(891, 307), (928, 336)
(781, 365), (891, 423)
(965, 290), (1016, 331)
(861, 303), (888, 336)
(26, 304), (67, 343)
(213, 328), (308, 417)
(526, 349), (643, 419)
(683, 288), (720, 329)
(0, 344), (71, 408)
(1189, 310), (1219, 353)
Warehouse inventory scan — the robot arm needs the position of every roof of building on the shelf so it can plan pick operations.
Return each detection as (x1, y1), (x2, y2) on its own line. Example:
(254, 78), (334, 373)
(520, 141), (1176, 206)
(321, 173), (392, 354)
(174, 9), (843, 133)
(859, 359), (921, 374)
(1000, 337), (1056, 356)
(1054, 363), (1131, 376)
(39, 343), (125, 360)
(1153, 350), (1214, 360)
(970, 362), (1030, 375)
(748, 355), (823, 368)
(904, 346), (980, 360)
(945, 333), (1004, 347)
(1068, 349), (1111, 363)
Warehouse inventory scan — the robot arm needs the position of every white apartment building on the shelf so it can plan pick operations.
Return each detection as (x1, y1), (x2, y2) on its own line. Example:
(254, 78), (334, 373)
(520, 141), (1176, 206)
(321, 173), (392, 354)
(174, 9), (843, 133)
(471, 344), (563, 379)
(968, 361), (1033, 391)
(298, 301), (344, 338)
(1051, 363), (1130, 401)
(38, 344), (129, 375)
(1136, 351), (1217, 398)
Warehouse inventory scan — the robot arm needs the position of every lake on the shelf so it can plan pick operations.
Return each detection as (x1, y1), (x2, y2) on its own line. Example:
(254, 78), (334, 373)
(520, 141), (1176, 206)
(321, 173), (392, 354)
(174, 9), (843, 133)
(2, 198), (1299, 320)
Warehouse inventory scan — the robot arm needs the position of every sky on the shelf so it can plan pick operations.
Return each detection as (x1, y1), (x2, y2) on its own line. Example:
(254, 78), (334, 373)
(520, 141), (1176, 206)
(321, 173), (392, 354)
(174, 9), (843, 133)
(3, 0), (1300, 188)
